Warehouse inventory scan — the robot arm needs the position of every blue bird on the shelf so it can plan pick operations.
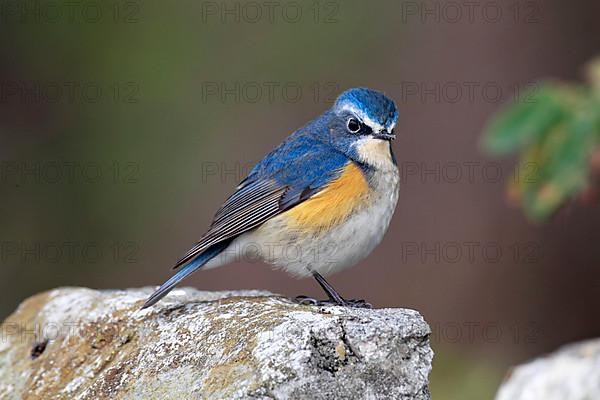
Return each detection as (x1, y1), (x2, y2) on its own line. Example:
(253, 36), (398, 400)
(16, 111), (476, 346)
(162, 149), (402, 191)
(142, 87), (399, 309)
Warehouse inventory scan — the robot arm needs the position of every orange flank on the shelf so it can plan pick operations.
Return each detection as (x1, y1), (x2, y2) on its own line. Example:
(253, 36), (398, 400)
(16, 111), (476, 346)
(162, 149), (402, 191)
(283, 162), (370, 232)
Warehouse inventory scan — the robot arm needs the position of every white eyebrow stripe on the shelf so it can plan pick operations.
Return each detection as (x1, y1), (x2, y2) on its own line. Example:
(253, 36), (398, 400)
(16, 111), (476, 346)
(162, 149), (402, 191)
(339, 103), (385, 132)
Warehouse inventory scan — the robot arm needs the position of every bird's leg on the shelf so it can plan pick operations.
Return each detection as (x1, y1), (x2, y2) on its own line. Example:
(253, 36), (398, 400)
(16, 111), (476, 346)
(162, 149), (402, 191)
(312, 271), (345, 304)
(293, 271), (372, 308)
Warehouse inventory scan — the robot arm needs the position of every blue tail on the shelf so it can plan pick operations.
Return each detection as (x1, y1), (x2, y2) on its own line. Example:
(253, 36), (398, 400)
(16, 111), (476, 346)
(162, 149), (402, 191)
(141, 241), (230, 309)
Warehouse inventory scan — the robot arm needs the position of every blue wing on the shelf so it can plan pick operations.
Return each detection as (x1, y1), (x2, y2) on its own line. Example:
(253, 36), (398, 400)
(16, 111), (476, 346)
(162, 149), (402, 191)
(172, 133), (350, 270)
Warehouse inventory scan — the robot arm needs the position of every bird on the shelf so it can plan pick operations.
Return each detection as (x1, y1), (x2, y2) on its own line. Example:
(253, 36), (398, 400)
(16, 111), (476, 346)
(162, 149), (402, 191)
(142, 87), (399, 309)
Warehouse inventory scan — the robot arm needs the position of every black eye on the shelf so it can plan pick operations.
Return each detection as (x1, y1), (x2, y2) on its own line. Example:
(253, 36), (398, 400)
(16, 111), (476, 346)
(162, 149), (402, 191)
(346, 118), (361, 133)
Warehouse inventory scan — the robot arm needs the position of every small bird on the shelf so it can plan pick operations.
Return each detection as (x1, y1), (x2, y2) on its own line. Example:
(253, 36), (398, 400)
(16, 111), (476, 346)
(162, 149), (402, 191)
(142, 87), (399, 309)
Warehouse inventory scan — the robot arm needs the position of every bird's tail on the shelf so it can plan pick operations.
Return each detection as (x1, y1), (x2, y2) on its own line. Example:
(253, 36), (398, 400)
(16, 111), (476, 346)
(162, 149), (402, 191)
(141, 241), (230, 309)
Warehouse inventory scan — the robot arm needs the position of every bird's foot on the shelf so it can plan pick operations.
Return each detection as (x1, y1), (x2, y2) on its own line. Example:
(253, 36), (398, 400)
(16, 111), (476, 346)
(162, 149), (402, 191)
(293, 295), (372, 309)
(341, 298), (373, 309)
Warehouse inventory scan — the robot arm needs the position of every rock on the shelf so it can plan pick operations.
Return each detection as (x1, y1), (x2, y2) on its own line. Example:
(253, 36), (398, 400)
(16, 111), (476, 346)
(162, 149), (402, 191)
(0, 287), (433, 400)
(496, 339), (600, 400)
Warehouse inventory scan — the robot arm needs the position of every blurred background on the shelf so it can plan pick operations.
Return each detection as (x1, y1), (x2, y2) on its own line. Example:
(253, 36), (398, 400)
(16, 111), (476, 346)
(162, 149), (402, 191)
(2, 0), (600, 398)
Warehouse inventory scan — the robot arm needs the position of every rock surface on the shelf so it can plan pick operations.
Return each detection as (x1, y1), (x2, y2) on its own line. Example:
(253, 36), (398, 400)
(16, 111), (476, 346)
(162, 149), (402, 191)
(496, 339), (600, 400)
(0, 287), (433, 400)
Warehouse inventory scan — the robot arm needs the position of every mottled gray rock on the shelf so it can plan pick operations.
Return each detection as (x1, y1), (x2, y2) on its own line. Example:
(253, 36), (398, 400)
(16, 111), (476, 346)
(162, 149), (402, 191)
(496, 339), (600, 400)
(0, 287), (432, 400)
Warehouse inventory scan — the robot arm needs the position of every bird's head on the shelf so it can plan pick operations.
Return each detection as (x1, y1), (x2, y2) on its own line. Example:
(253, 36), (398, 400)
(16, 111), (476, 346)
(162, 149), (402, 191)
(327, 88), (398, 168)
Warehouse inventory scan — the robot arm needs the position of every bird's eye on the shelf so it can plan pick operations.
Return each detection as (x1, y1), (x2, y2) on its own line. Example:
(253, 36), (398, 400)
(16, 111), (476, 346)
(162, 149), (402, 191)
(346, 118), (361, 133)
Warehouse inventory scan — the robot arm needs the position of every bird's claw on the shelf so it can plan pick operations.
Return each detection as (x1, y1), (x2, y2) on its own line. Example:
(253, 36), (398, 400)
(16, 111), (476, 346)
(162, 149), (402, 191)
(293, 295), (373, 309)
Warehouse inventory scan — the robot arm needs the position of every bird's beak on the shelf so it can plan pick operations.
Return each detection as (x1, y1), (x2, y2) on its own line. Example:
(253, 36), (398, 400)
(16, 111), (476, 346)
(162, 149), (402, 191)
(373, 131), (396, 141)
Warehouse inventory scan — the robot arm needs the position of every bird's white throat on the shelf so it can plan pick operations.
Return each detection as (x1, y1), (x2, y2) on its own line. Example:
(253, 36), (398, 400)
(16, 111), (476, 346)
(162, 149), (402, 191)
(355, 137), (396, 170)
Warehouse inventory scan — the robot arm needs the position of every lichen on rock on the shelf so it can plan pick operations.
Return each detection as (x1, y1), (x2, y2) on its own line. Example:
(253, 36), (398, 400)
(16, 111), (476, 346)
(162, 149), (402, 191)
(0, 287), (433, 400)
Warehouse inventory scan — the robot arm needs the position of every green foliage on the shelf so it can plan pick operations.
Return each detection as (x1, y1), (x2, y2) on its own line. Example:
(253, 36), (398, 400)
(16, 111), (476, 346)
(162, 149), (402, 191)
(482, 59), (600, 221)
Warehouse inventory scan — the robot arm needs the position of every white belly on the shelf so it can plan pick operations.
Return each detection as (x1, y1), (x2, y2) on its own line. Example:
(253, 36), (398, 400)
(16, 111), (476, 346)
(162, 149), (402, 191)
(207, 165), (399, 278)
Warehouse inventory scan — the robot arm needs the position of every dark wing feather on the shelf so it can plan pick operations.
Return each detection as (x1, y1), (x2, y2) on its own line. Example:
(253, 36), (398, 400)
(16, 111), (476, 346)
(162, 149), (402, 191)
(211, 178), (278, 225)
(173, 178), (287, 269)
(172, 134), (351, 271)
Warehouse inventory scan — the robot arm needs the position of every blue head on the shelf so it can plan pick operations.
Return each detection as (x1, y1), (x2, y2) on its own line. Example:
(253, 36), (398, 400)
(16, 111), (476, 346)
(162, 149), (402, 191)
(324, 88), (398, 167)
